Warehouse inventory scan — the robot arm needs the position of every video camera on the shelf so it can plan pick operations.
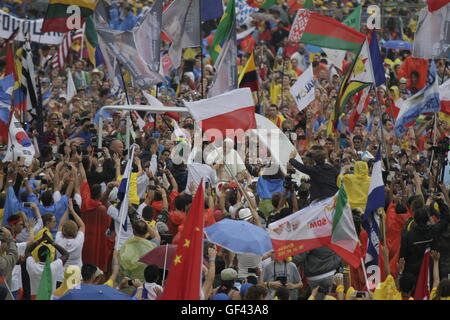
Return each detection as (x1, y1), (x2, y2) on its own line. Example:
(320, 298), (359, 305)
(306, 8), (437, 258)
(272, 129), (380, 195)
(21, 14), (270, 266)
(284, 168), (299, 191)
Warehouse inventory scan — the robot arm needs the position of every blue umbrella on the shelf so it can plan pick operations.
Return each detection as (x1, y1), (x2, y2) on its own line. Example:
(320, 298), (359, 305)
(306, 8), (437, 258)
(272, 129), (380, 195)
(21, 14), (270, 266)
(59, 284), (133, 300)
(382, 40), (412, 51)
(204, 219), (273, 255)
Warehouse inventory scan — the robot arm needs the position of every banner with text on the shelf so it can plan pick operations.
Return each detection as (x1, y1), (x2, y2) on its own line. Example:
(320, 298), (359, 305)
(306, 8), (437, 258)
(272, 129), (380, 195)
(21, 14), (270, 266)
(0, 9), (64, 44)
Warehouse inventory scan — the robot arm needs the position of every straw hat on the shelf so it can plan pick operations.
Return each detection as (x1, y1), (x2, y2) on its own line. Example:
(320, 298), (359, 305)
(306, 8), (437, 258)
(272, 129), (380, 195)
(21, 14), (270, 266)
(91, 68), (104, 79)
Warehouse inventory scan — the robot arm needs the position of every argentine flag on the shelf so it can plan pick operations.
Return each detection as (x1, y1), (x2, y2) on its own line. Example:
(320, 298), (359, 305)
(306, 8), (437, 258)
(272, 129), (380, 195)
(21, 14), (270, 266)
(362, 146), (384, 274)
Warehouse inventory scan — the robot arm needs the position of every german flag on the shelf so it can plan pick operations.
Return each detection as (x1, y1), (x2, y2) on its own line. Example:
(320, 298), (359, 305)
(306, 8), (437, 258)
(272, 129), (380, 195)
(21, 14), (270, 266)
(238, 53), (259, 92)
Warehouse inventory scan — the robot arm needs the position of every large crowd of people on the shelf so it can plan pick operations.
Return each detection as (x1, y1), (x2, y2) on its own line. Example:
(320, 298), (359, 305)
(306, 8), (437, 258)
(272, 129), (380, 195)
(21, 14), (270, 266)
(1, 0), (450, 301)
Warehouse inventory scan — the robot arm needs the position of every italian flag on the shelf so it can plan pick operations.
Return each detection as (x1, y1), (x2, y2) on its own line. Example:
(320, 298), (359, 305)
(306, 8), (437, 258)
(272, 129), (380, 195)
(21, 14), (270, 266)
(42, 0), (97, 33)
(289, 9), (365, 53)
(268, 185), (361, 268)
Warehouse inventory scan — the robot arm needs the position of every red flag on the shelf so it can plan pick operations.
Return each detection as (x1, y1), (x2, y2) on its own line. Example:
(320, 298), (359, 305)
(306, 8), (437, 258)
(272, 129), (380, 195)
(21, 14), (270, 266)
(5, 42), (16, 79)
(159, 180), (205, 300)
(414, 248), (431, 300)
(428, 0), (450, 12)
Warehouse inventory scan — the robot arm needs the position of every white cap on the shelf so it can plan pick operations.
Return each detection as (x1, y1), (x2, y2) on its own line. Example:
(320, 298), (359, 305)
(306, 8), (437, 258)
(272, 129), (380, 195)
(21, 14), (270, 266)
(238, 208), (252, 221)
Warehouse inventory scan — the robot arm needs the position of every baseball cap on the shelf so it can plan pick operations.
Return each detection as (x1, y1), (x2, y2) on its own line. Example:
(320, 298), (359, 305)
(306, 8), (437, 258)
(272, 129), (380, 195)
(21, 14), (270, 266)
(399, 77), (407, 84)
(211, 293), (232, 300)
(238, 208), (252, 221)
(221, 268), (238, 281)
(58, 94), (67, 100)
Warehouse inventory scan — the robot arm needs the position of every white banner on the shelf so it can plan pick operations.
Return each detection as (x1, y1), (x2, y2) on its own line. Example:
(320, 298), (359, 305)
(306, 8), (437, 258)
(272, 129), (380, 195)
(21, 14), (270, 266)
(0, 9), (64, 44)
(290, 65), (315, 112)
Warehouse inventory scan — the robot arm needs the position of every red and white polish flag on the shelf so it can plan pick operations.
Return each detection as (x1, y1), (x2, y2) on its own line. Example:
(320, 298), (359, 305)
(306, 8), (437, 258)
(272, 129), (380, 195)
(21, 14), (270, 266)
(184, 88), (257, 137)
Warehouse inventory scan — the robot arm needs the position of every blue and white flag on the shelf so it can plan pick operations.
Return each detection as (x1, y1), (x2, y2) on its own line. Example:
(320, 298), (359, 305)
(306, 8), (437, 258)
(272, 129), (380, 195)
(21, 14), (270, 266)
(236, 0), (258, 26)
(289, 64), (315, 111)
(117, 146), (135, 235)
(362, 146), (384, 270)
(394, 62), (441, 137)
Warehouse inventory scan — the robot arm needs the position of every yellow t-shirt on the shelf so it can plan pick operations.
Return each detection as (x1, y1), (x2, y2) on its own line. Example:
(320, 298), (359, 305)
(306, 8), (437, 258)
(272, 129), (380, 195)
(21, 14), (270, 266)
(117, 172), (139, 205)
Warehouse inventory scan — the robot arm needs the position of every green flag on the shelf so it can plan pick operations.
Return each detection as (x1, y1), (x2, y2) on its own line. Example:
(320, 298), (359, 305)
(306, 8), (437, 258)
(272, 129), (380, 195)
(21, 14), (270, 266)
(209, 0), (236, 63)
(342, 5), (361, 31)
(36, 254), (53, 300)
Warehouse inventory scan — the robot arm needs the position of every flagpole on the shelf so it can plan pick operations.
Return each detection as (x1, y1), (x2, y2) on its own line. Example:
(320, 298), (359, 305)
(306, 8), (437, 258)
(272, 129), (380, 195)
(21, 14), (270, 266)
(118, 62), (132, 156)
(162, 243), (169, 284)
(360, 256), (372, 293)
(199, 0), (205, 99)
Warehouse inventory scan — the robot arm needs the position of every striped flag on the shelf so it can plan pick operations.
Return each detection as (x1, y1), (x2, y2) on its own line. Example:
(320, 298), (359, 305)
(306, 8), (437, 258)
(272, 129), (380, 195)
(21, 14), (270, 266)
(348, 86), (371, 132)
(116, 146), (135, 248)
(15, 40), (38, 122)
(362, 146), (384, 288)
(51, 28), (84, 71)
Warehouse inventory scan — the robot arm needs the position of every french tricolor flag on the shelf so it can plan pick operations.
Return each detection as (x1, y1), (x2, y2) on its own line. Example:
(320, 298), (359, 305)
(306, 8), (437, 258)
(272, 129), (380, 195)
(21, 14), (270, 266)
(184, 88), (257, 137)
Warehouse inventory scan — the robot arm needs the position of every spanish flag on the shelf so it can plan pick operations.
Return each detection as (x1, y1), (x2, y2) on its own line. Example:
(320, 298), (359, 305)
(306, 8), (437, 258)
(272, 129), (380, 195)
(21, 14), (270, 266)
(238, 53), (259, 92)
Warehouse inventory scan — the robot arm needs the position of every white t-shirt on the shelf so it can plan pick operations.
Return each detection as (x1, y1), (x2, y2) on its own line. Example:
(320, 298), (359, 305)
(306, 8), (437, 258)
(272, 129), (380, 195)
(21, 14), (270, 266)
(237, 253), (262, 280)
(55, 231), (84, 282)
(26, 256), (64, 296)
(107, 205), (133, 249)
(140, 282), (163, 300)
(11, 242), (27, 292)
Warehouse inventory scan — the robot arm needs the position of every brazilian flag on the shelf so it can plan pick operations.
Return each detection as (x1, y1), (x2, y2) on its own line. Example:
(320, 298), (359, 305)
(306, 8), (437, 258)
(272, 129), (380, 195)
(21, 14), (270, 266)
(209, 0), (236, 63)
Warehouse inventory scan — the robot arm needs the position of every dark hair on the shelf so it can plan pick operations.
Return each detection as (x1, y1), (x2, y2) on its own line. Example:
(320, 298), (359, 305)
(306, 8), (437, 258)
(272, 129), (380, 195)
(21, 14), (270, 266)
(353, 135), (363, 142)
(246, 275), (258, 285)
(245, 285), (268, 300)
(142, 206), (154, 221)
(132, 220), (148, 237)
(7, 214), (21, 225)
(435, 279), (450, 299)
(41, 145), (53, 159)
(144, 264), (160, 283)
(91, 184), (102, 200)
(42, 213), (55, 226)
(81, 263), (98, 282)
(413, 207), (429, 225)
(312, 150), (326, 165)
(174, 195), (188, 211)
(274, 286), (290, 300)
(399, 273), (416, 293)
(314, 284), (331, 300)
(37, 245), (50, 262)
(271, 192), (282, 208)
(279, 208), (292, 219)
(312, 61), (319, 68)
(41, 190), (54, 207)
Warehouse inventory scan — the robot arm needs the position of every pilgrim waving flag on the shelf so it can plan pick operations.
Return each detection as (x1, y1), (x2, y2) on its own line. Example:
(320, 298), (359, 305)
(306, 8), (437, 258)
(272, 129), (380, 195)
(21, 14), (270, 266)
(269, 186), (361, 268)
(185, 88), (257, 137)
(159, 180), (205, 300)
(289, 9), (365, 53)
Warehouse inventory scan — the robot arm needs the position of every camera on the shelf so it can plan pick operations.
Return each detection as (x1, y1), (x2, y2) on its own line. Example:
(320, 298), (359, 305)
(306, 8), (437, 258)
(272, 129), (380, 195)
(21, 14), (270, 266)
(148, 185), (157, 191)
(23, 202), (32, 208)
(275, 276), (287, 286)
(284, 168), (298, 191)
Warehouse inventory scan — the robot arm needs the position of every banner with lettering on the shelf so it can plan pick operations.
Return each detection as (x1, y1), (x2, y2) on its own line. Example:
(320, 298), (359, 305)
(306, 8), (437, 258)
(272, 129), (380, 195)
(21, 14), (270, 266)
(268, 195), (336, 260)
(289, 64), (315, 112)
(0, 10), (64, 44)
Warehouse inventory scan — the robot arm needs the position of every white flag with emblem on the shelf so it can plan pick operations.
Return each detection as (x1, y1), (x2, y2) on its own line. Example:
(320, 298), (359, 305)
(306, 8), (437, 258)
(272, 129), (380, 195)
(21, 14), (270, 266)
(289, 65), (315, 111)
